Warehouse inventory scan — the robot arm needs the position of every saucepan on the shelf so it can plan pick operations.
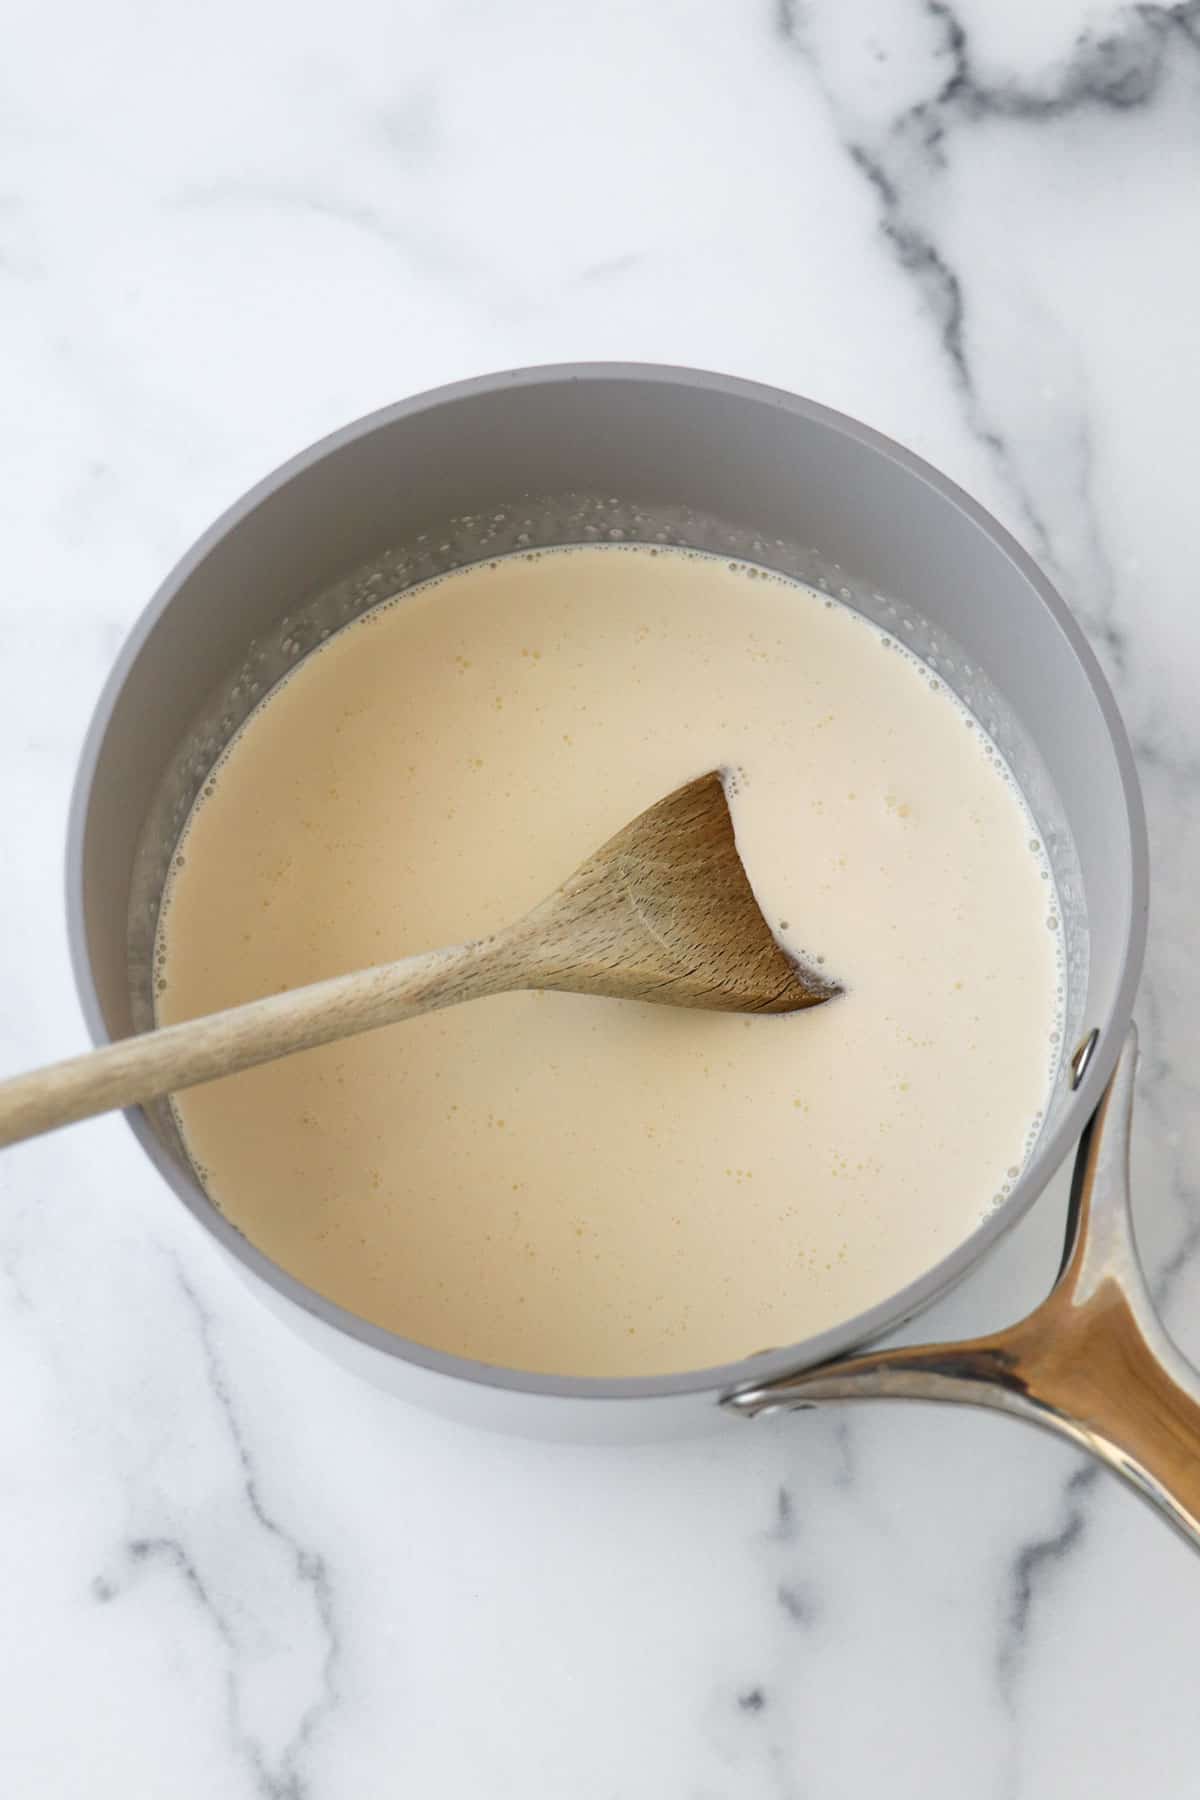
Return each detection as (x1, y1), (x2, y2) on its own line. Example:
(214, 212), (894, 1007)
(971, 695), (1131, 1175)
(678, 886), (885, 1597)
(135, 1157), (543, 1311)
(66, 364), (1200, 1548)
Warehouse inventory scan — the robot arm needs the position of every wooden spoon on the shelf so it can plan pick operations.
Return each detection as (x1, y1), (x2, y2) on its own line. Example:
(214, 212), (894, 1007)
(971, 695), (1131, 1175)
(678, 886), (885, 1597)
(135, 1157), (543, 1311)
(0, 770), (838, 1149)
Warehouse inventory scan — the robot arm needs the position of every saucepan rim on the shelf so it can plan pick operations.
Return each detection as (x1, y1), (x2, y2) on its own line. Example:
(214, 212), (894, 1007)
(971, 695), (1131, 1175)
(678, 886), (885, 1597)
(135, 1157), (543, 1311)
(64, 362), (1149, 1402)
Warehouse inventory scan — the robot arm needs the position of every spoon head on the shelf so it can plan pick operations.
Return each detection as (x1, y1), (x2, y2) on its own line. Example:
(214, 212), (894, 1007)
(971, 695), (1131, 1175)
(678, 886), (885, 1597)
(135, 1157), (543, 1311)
(530, 771), (840, 1014)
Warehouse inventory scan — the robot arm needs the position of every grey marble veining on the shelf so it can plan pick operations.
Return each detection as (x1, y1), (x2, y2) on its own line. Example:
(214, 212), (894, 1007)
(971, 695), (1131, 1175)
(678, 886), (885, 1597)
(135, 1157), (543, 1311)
(2, 1), (1199, 1794)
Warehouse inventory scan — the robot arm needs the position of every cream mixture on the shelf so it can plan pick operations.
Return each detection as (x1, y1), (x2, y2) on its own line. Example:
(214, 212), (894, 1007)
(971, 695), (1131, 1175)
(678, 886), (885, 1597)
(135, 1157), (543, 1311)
(158, 546), (1063, 1376)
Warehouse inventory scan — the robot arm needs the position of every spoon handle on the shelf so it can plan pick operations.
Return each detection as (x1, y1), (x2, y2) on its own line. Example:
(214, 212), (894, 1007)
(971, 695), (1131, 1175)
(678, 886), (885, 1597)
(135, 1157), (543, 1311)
(0, 938), (506, 1149)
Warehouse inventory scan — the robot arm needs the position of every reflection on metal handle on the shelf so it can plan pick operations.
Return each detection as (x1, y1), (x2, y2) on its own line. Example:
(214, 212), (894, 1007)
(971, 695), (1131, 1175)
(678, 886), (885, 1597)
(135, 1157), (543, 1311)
(724, 1026), (1200, 1552)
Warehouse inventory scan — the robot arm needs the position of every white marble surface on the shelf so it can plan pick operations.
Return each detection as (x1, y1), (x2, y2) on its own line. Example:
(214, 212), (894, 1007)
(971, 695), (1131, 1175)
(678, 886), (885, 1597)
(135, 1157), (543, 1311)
(2, 0), (1199, 1792)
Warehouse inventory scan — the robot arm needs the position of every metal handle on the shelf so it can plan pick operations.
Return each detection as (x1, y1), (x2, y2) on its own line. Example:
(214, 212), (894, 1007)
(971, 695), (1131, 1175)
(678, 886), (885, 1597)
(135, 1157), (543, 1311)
(725, 1027), (1200, 1552)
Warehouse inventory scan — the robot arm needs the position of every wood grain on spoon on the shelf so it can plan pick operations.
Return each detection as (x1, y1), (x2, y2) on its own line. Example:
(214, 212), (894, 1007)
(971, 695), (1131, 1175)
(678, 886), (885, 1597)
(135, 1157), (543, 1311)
(0, 771), (839, 1148)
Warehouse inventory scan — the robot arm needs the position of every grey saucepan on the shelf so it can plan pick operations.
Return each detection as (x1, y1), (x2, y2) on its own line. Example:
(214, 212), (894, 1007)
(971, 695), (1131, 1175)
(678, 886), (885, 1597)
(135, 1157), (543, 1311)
(66, 365), (1200, 1548)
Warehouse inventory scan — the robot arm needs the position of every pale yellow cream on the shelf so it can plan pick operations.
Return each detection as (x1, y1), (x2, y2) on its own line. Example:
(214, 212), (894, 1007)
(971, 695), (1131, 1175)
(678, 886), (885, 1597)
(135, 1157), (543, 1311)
(158, 547), (1062, 1376)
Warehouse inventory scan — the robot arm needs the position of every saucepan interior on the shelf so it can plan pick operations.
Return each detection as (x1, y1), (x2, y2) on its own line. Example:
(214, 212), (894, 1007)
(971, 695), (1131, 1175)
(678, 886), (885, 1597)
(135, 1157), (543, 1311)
(66, 365), (1146, 1434)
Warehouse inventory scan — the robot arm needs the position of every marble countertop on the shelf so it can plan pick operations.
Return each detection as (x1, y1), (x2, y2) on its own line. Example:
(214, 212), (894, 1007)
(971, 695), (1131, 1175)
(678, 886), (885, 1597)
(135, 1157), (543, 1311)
(4, 1), (1199, 1792)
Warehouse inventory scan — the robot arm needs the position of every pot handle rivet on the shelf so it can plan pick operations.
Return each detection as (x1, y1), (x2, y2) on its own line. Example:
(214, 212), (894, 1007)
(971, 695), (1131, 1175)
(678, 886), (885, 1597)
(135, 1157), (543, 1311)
(1071, 1026), (1099, 1089)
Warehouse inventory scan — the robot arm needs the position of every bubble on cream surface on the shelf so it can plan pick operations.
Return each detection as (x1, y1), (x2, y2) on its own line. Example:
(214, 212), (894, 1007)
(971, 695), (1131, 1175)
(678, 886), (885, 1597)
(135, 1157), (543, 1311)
(156, 546), (1064, 1377)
